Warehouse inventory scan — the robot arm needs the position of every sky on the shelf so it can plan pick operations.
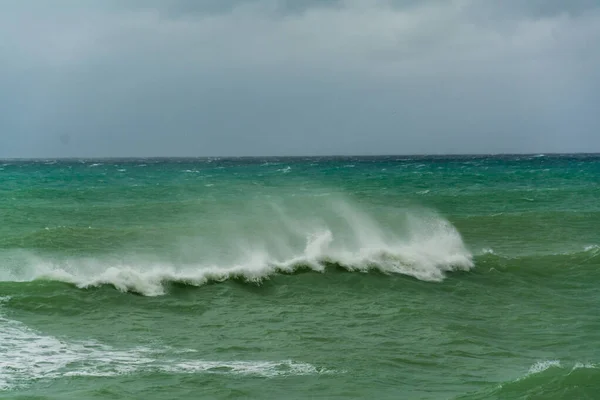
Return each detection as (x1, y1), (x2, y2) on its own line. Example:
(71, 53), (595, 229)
(1, 0), (599, 157)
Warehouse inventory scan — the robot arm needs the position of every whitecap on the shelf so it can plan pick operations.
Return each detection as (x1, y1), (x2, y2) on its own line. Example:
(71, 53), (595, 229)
(1, 199), (474, 296)
(527, 360), (561, 375)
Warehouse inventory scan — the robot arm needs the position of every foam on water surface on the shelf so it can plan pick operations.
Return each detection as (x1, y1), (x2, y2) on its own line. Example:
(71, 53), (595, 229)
(0, 297), (327, 390)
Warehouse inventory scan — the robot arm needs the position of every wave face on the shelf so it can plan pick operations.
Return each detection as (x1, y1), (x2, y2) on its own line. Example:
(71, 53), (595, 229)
(459, 360), (600, 400)
(0, 197), (473, 296)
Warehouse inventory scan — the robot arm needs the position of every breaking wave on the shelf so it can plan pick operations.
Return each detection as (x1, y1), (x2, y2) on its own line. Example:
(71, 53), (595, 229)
(0, 199), (473, 296)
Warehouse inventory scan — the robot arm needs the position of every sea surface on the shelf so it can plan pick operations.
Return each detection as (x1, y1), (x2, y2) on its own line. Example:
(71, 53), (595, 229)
(0, 155), (599, 399)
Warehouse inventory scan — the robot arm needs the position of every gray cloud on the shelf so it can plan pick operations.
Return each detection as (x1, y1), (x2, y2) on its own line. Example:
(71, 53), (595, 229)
(146, 0), (345, 16)
(1, 0), (599, 157)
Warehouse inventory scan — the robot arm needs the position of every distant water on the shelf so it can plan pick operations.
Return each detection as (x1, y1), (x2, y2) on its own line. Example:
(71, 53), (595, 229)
(1, 155), (599, 399)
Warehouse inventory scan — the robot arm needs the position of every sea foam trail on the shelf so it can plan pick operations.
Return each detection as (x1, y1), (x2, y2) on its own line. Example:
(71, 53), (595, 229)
(0, 297), (327, 390)
(1, 201), (473, 296)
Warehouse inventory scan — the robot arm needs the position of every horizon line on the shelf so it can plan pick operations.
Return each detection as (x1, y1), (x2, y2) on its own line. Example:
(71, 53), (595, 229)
(1, 152), (600, 161)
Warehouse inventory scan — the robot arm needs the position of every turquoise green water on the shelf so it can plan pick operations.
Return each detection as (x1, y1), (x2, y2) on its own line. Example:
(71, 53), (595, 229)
(1, 155), (599, 399)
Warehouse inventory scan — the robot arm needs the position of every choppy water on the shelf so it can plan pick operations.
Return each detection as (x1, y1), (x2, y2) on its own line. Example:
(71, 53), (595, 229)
(1, 155), (599, 399)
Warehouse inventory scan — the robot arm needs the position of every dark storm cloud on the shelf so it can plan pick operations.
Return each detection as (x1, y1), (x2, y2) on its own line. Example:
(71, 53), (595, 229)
(1, 0), (599, 157)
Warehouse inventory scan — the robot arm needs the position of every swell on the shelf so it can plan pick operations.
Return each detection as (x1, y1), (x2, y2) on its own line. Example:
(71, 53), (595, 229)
(2, 245), (597, 297)
(473, 245), (600, 276)
(457, 360), (600, 399)
(3, 245), (597, 297)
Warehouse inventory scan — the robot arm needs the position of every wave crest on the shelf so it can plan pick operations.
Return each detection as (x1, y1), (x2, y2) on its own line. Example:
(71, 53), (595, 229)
(460, 360), (599, 399)
(1, 199), (473, 296)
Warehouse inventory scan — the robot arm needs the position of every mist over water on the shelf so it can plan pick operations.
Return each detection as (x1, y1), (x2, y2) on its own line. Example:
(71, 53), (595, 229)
(4, 196), (473, 296)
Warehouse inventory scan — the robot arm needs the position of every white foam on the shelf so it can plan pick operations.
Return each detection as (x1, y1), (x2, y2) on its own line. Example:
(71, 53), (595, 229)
(573, 362), (597, 370)
(0, 310), (140, 389)
(0, 303), (326, 390)
(509, 360), (598, 384)
(24, 222), (473, 296)
(528, 360), (561, 375)
(1, 201), (474, 296)
(161, 359), (325, 377)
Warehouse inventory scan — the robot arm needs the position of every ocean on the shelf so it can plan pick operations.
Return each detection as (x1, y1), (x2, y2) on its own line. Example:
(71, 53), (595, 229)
(0, 155), (598, 399)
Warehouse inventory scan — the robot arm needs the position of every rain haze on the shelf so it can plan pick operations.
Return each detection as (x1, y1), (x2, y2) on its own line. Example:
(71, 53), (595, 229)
(1, 0), (599, 158)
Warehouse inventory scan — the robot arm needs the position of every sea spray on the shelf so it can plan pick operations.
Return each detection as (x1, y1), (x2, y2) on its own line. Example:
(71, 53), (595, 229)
(1, 198), (472, 295)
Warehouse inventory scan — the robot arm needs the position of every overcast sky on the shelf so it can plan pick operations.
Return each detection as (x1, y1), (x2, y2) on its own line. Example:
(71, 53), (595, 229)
(1, 0), (599, 157)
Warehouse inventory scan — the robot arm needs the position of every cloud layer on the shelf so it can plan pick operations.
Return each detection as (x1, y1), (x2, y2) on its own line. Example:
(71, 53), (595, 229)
(1, 0), (599, 157)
